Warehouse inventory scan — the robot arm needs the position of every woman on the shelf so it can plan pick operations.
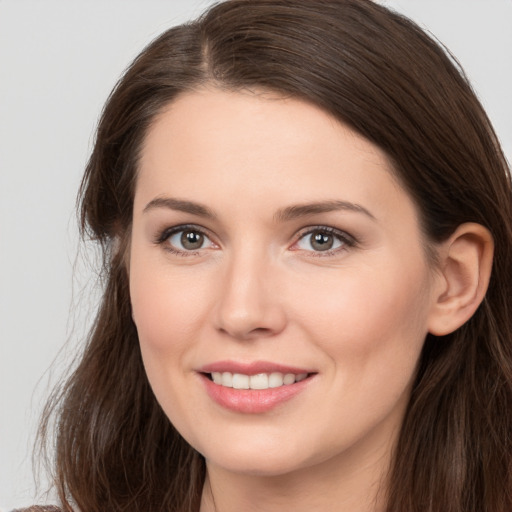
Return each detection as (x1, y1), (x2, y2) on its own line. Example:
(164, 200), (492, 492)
(35, 0), (512, 511)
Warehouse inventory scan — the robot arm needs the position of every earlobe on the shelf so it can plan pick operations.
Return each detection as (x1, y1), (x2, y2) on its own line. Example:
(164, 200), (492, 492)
(428, 223), (494, 336)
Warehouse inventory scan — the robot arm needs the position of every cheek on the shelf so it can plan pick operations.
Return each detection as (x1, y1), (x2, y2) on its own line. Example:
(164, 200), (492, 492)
(294, 263), (431, 446)
(296, 258), (431, 372)
(128, 249), (210, 427)
(129, 250), (210, 354)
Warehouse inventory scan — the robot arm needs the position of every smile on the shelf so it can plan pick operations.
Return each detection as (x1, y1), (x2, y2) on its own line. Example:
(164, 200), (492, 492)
(210, 371), (309, 389)
(199, 363), (315, 413)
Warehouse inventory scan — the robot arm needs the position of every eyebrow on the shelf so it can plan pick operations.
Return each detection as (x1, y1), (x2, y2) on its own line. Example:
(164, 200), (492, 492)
(143, 197), (216, 219)
(274, 200), (376, 222)
(143, 196), (375, 222)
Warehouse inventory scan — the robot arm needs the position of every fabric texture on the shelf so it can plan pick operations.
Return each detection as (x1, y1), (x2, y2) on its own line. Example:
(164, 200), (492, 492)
(11, 507), (62, 512)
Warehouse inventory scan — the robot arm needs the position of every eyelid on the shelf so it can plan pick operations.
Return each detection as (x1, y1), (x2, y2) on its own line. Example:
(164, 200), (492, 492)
(154, 223), (357, 257)
(154, 223), (217, 256)
(291, 225), (357, 255)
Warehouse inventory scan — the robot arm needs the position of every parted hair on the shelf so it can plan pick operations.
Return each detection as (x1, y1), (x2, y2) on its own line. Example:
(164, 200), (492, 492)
(39, 1), (512, 511)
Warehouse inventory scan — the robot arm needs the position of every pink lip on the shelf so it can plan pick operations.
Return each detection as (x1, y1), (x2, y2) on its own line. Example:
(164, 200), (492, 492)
(197, 360), (316, 414)
(199, 360), (314, 375)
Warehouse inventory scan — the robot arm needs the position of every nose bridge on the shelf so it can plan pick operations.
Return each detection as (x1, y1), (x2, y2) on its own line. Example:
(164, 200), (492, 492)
(215, 242), (285, 339)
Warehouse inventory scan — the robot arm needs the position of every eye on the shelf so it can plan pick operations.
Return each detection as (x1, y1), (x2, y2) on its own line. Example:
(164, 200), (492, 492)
(294, 227), (354, 253)
(170, 229), (208, 250)
(158, 225), (216, 254)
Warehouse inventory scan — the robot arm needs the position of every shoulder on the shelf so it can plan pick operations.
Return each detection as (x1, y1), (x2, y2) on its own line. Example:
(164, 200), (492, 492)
(11, 507), (63, 512)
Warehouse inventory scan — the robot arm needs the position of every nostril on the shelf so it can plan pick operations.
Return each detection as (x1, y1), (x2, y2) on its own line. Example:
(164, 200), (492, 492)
(217, 325), (276, 341)
(251, 327), (273, 335)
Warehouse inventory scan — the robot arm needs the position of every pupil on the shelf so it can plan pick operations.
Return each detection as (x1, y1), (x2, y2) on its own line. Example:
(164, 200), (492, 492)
(181, 230), (204, 250)
(311, 232), (333, 251)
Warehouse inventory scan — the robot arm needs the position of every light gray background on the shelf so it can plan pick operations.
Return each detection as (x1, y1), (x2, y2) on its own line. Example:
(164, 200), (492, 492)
(1, 1), (511, 509)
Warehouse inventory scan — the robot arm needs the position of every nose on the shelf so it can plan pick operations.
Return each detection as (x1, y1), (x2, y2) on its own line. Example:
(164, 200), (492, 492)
(214, 251), (287, 341)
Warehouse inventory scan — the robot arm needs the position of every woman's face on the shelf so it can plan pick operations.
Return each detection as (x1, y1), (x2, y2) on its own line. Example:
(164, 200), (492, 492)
(130, 89), (440, 477)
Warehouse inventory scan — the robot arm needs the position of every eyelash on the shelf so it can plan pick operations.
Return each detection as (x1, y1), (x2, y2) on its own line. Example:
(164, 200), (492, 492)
(293, 226), (357, 257)
(154, 224), (357, 258)
(155, 224), (214, 257)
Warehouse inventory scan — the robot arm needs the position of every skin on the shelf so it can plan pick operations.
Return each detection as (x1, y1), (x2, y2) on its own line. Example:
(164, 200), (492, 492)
(129, 88), (447, 512)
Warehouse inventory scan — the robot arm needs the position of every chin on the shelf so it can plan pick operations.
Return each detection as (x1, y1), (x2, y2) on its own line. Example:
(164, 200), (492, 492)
(208, 454), (308, 477)
(198, 434), (325, 477)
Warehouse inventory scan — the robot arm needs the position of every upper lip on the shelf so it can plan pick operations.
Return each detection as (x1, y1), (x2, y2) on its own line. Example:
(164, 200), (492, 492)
(198, 360), (315, 375)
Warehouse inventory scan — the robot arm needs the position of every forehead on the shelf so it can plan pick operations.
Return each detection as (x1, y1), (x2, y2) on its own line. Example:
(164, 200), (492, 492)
(141, 88), (390, 168)
(135, 88), (414, 225)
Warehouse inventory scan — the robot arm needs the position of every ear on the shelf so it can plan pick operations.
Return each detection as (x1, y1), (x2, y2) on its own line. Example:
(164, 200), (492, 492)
(428, 223), (494, 336)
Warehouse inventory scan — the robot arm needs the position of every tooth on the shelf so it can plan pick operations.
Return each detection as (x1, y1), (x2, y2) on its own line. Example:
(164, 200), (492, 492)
(269, 372), (284, 388)
(232, 373), (250, 389)
(249, 373), (269, 390)
(221, 372), (233, 387)
(212, 371), (308, 389)
(283, 373), (296, 385)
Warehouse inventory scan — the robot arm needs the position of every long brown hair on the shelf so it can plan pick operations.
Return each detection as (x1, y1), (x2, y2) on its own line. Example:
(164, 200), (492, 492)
(39, 1), (512, 510)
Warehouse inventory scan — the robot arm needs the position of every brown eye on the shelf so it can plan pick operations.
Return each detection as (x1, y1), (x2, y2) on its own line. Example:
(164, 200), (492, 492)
(165, 227), (214, 253)
(310, 231), (334, 251)
(296, 228), (348, 253)
(181, 230), (204, 250)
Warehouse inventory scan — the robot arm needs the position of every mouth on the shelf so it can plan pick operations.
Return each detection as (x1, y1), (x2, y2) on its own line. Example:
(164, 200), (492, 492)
(197, 362), (316, 413)
(204, 371), (310, 390)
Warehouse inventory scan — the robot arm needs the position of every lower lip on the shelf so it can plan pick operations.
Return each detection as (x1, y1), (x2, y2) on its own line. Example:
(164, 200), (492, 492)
(200, 374), (313, 414)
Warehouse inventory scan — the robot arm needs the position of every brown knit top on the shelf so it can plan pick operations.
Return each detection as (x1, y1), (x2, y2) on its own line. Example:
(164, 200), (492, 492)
(11, 507), (62, 512)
